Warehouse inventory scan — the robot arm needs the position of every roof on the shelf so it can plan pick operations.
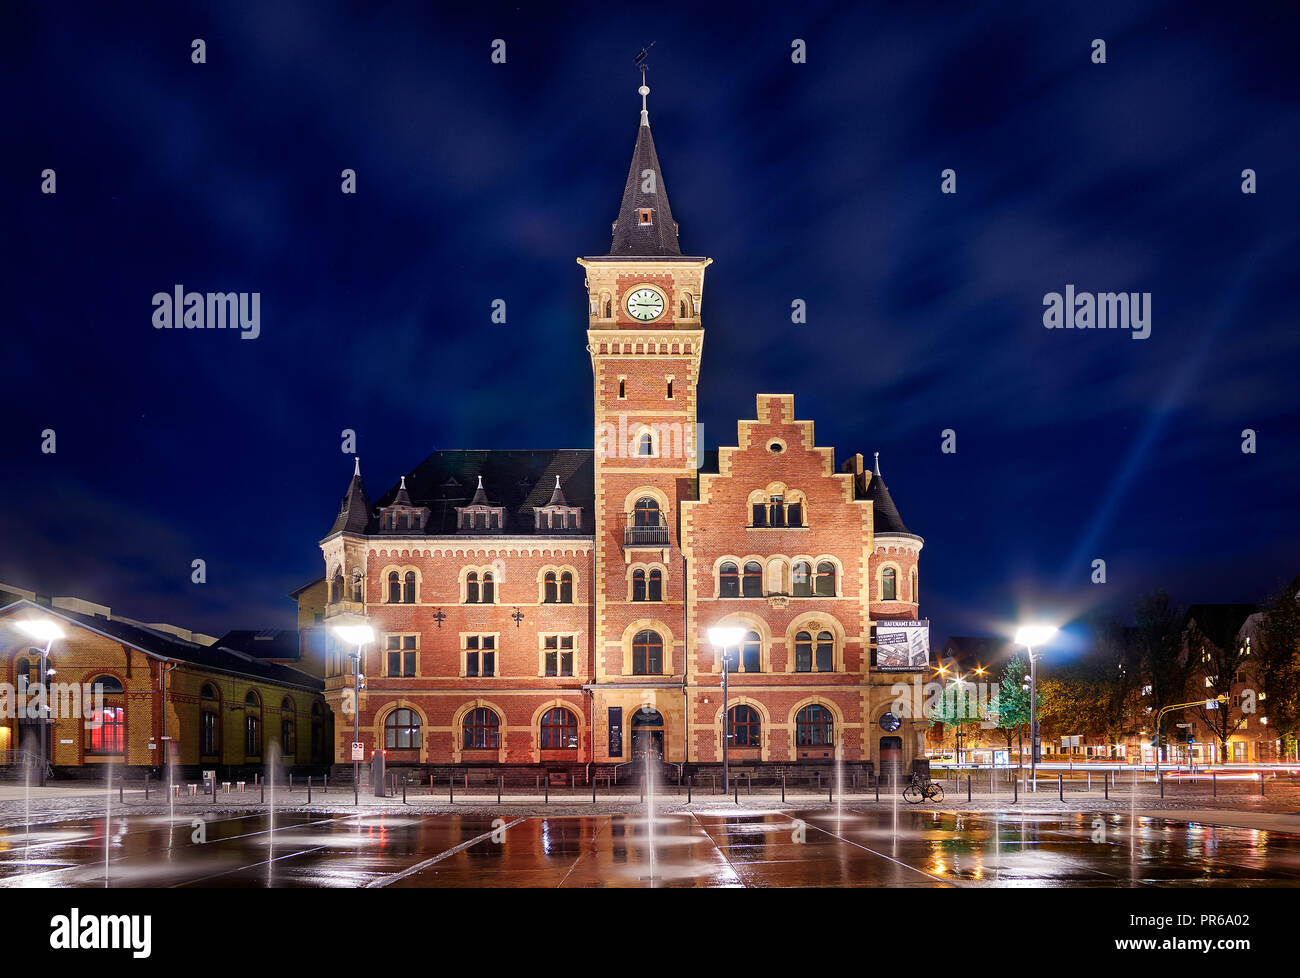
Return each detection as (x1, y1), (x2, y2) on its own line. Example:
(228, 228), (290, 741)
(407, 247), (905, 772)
(608, 115), (681, 257)
(213, 628), (301, 662)
(862, 466), (910, 535)
(0, 599), (323, 693)
(367, 450), (596, 536)
(330, 458), (371, 535)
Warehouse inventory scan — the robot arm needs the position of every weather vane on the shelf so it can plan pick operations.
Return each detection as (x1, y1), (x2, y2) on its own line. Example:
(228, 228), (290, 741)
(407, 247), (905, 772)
(634, 41), (655, 82)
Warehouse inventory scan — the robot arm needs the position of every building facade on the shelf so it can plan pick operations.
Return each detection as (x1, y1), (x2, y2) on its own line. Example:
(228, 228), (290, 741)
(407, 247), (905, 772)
(319, 81), (930, 779)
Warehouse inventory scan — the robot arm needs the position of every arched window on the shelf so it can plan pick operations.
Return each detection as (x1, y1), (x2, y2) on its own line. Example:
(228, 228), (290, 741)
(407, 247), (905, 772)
(647, 569), (662, 602)
(280, 697), (296, 756)
(605, 299), (613, 318)
(636, 431), (654, 456)
(787, 499), (803, 527)
(385, 708), (421, 749)
(482, 571), (495, 604)
(544, 571), (558, 604)
(816, 631), (835, 672)
(634, 497), (660, 526)
(463, 707), (500, 750)
(910, 568), (918, 602)
(632, 568), (647, 602)
(882, 567), (897, 601)
(815, 561), (837, 597)
(728, 705), (761, 748)
(539, 707), (578, 749)
(403, 571), (417, 604)
(14, 656), (30, 694)
(244, 690), (262, 756)
(632, 629), (664, 675)
(466, 571), (479, 604)
(387, 571), (401, 603)
(200, 683), (220, 756)
(792, 561), (812, 597)
(560, 571), (574, 603)
(796, 704), (834, 747)
(87, 674), (125, 754)
(742, 561), (763, 597)
(728, 630), (760, 673)
(331, 569), (344, 603)
(719, 561), (740, 597)
(794, 631), (813, 673)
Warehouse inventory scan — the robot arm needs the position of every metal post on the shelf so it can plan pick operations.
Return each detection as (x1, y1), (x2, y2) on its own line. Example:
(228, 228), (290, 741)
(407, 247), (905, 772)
(688, 776), (693, 803)
(967, 775), (971, 802)
(1057, 773), (1062, 802)
(1013, 774), (1018, 803)
(119, 780), (123, 804)
(1260, 774), (1265, 797)
(1028, 646), (1038, 792)
(545, 777), (549, 804)
(782, 773), (786, 803)
(354, 777), (358, 806)
(1159, 771), (1164, 799)
(748, 773), (752, 795)
(324, 774), (328, 793)
(498, 776), (502, 804)
(261, 781), (265, 804)
(351, 647), (362, 808)
(734, 782), (739, 805)
(308, 776), (312, 804)
(875, 778), (879, 803)
(449, 776), (454, 804)
(1104, 772), (1109, 800)
(592, 777), (597, 804)
(722, 650), (730, 794)
(828, 779), (833, 805)
(1212, 771), (1216, 798)
(145, 771), (150, 801)
(403, 777), (407, 804)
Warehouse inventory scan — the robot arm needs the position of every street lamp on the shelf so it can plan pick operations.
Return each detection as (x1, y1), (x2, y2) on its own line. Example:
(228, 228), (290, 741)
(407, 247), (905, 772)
(1014, 624), (1057, 792)
(707, 626), (746, 794)
(332, 623), (374, 793)
(14, 619), (65, 787)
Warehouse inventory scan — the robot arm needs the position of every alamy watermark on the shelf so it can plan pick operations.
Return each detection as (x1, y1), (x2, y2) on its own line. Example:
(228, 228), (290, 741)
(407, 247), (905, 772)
(0, 682), (106, 723)
(596, 415), (701, 469)
(890, 677), (1001, 727)
(151, 285), (260, 339)
(1043, 285), (1150, 340)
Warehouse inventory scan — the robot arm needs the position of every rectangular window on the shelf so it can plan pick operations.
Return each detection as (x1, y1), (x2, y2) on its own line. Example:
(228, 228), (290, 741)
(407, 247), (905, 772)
(543, 635), (574, 676)
(387, 635), (417, 676)
(787, 502), (802, 526)
(667, 379), (674, 399)
(770, 496), (785, 527)
(465, 635), (495, 677)
(752, 504), (767, 527)
(544, 635), (557, 676)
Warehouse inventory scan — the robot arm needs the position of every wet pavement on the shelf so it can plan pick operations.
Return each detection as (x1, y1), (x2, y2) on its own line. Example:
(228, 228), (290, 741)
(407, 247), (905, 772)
(2, 806), (1300, 887)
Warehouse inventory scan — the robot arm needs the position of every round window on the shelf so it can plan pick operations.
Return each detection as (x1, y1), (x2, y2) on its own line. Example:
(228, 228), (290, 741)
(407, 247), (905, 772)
(879, 712), (901, 732)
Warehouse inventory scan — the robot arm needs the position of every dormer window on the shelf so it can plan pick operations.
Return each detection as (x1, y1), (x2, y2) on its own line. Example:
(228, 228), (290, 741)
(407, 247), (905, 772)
(638, 208), (653, 226)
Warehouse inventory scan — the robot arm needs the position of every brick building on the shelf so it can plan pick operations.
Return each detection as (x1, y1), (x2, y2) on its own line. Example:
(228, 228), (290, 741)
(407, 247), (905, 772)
(318, 80), (930, 781)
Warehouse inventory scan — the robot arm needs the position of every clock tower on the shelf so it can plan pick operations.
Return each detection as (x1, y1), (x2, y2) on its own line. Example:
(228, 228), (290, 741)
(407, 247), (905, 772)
(578, 74), (711, 764)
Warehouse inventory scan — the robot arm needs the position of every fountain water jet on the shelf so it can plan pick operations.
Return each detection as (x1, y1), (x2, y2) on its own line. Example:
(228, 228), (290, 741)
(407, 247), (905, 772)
(103, 759), (112, 887)
(641, 748), (659, 884)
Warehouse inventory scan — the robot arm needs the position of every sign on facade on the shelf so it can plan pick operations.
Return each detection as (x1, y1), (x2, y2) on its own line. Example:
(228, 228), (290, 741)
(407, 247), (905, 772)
(876, 620), (930, 669)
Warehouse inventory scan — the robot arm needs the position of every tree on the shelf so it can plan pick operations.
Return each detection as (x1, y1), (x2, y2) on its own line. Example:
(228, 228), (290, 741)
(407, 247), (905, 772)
(993, 655), (1031, 755)
(1133, 590), (1195, 759)
(1255, 580), (1300, 759)
(1187, 608), (1254, 759)
(927, 678), (989, 759)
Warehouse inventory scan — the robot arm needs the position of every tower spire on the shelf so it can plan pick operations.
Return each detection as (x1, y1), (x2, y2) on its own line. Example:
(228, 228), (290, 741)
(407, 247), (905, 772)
(874, 451), (881, 476)
(608, 47), (680, 257)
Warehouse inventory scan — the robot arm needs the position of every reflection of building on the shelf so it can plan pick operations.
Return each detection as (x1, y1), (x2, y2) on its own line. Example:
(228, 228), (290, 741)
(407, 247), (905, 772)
(317, 77), (931, 781)
(1, 596), (328, 777)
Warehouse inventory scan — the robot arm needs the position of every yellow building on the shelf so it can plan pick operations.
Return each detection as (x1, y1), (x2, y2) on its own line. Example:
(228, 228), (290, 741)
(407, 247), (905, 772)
(1, 598), (329, 778)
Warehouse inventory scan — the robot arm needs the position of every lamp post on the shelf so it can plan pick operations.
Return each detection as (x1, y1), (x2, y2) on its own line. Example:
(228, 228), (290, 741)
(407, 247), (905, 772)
(1014, 625), (1057, 793)
(332, 624), (374, 793)
(15, 620), (65, 788)
(707, 626), (746, 795)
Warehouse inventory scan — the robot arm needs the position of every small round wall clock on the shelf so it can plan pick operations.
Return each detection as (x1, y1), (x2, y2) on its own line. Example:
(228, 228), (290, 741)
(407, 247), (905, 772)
(880, 712), (902, 732)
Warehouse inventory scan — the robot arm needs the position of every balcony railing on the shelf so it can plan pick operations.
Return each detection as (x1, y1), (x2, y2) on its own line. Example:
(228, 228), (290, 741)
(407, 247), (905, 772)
(624, 519), (670, 547)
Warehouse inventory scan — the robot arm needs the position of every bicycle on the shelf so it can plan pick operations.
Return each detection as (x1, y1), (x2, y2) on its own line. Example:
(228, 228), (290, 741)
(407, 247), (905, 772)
(902, 775), (944, 804)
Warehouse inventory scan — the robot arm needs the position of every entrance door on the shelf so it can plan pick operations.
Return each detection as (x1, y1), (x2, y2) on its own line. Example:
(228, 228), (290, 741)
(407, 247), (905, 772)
(630, 708), (664, 761)
(879, 736), (903, 784)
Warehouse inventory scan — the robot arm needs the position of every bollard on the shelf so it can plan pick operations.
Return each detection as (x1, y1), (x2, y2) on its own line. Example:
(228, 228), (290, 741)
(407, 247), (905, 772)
(1260, 774), (1265, 797)
(430, 774), (434, 797)
(875, 779), (879, 803)
(1013, 775), (1018, 804)
(1104, 772), (1109, 801)
(262, 782), (266, 804)
(1159, 771), (1164, 799)
(308, 776), (312, 804)
(1212, 772), (1216, 798)
(688, 776), (693, 804)
(1058, 773), (1062, 802)
(545, 777), (549, 805)
(324, 774), (328, 793)
(748, 773), (752, 795)
(829, 779), (833, 805)
(1087, 771), (1091, 790)
(735, 782), (739, 805)
(119, 780), (123, 804)
(290, 773), (294, 790)
(536, 775), (540, 795)
(354, 780), (358, 806)
(145, 772), (150, 801)
(592, 777), (597, 804)
(449, 776), (454, 805)
(781, 773), (786, 803)
(498, 776), (503, 805)
(403, 777), (407, 804)
(967, 775), (971, 803)
(817, 772), (821, 791)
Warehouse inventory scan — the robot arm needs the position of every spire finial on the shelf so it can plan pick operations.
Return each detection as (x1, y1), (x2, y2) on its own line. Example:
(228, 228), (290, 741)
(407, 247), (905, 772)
(554, 475), (562, 489)
(353, 456), (361, 477)
(477, 475), (483, 489)
(873, 452), (881, 476)
(634, 43), (654, 126)
(399, 475), (406, 489)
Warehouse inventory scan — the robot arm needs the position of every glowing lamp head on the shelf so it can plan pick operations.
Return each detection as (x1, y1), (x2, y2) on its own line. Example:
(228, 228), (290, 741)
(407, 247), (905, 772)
(707, 626), (746, 649)
(332, 624), (374, 646)
(14, 619), (65, 643)
(1014, 625), (1058, 647)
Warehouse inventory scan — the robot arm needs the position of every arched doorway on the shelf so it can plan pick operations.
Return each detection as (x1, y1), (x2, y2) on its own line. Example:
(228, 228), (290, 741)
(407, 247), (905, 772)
(630, 706), (664, 761)
(879, 736), (903, 784)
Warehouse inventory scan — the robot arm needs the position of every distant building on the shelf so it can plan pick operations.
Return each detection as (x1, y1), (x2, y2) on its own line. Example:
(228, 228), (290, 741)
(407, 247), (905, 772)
(1, 595), (329, 778)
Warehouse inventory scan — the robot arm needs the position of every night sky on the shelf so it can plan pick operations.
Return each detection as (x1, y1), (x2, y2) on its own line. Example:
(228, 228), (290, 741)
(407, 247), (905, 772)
(3, 1), (1297, 654)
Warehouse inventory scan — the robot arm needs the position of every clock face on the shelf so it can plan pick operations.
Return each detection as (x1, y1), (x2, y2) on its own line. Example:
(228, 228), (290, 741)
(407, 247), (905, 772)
(625, 287), (665, 321)
(880, 712), (902, 732)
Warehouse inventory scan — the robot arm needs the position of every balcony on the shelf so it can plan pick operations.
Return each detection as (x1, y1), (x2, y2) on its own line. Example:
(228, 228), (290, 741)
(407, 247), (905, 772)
(623, 518), (670, 548)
